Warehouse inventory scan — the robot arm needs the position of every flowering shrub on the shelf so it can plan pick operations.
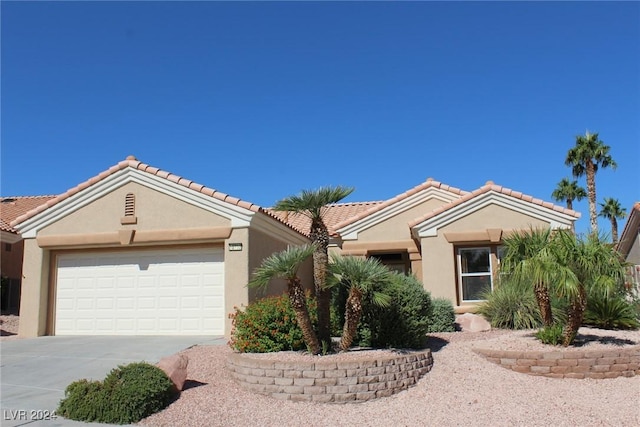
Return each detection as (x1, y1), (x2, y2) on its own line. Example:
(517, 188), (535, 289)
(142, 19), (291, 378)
(229, 293), (317, 353)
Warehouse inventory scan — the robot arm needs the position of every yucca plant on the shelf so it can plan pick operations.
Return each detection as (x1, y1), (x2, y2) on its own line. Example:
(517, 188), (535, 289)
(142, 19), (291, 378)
(478, 279), (542, 330)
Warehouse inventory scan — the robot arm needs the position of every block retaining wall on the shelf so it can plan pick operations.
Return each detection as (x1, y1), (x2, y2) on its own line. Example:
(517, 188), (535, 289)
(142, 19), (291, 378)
(473, 346), (640, 379)
(226, 350), (433, 403)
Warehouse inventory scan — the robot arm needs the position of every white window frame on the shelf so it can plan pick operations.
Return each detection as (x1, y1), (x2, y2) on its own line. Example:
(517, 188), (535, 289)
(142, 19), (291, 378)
(457, 246), (497, 303)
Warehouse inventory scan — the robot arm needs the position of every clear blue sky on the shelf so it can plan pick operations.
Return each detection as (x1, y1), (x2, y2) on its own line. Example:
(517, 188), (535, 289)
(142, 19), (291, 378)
(2, 1), (639, 236)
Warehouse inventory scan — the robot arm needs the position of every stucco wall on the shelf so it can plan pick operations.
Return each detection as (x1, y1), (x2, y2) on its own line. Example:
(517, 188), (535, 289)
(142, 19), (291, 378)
(421, 205), (552, 306)
(247, 228), (313, 300)
(356, 198), (448, 242)
(17, 239), (50, 337)
(39, 182), (230, 236)
(626, 233), (640, 265)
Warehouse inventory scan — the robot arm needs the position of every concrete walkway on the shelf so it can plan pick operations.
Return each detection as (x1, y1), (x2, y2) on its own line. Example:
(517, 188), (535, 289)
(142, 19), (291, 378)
(1, 335), (225, 426)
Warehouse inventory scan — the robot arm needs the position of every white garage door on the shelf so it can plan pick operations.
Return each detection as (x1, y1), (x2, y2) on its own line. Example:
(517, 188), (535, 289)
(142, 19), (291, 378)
(55, 247), (224, 336)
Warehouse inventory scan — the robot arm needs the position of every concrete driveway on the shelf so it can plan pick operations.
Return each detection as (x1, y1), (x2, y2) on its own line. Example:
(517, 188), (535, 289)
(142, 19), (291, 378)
(1, 335), (225, 427)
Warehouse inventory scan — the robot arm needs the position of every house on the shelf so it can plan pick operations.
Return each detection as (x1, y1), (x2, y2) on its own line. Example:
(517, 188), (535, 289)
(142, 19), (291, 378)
(10, 156), (580, 338)
(618, 202), (640, 295)
(1, 196), (56, 311)
(10, 156), (310, 337)
(272, 178), (579, 312)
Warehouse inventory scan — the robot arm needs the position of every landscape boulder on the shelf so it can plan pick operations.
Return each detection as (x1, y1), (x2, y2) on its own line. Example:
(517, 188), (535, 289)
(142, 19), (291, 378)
(157, 354), (189, 391)
(455, 313), (491, 332)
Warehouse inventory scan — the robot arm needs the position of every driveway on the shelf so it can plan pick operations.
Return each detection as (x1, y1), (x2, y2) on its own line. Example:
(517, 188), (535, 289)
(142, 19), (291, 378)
(0, 335), (225, 427)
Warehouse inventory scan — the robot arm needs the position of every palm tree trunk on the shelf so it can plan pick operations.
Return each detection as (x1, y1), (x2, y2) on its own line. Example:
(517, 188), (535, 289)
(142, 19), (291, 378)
(288, 278), (321, 354)
(586, 162), (598, 234)
(310, 219), (331, 348)
(339, 288), (363, 351)
(611, 218), (619, 244)
(566, 200), (576, 234)
(534, 283), (554, 327)
(562, 286), (587, 347)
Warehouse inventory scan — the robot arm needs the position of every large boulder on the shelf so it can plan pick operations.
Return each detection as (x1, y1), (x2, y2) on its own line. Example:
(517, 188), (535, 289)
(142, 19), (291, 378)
(157, 354), (189, 391)
(455, 313), (491, 332)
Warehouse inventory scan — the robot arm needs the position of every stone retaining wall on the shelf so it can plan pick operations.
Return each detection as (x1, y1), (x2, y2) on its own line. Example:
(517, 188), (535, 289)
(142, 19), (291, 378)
(226, 350), (433, 403)
(473, 346), (640, 379)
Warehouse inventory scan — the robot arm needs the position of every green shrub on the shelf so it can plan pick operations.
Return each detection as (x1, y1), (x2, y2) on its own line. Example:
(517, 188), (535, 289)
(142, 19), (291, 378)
(583, 295), (640, 330)
(360, 273), (432, 349)
(57, 379), (106, 422)
(477, 279), (542, 329)
(427, 298), (456, 333)
(535, 323), (564, 345)
(229, 293), (317, 353)
(57, 362), (175, 424)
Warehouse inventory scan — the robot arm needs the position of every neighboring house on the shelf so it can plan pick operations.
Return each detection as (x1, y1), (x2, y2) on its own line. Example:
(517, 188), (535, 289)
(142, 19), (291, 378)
(1, 196), (56, 311)
(11, 156), (580, 338)
(273, 178), (580, 313)
(618, 202), (640, 295)
(10, 156), (310, 338)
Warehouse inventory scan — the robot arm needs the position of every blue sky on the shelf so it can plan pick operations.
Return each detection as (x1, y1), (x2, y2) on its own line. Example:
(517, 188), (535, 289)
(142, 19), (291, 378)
(2, 1), (638, 236)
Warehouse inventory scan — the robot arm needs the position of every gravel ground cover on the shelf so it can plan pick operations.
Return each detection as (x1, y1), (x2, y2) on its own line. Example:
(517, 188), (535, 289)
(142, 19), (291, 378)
(141, 327), (640, 427)
(0, 314), (19, 339)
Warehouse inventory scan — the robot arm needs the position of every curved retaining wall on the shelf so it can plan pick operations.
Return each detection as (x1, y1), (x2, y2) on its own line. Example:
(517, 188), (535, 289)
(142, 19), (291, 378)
(226, 350), (433, 403)
(473, 346), (640, 379)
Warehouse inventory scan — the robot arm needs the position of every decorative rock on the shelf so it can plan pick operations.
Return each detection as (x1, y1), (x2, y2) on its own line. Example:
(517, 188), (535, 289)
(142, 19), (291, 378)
(455, 313), (491, 332)
(157, 354), (189, 391)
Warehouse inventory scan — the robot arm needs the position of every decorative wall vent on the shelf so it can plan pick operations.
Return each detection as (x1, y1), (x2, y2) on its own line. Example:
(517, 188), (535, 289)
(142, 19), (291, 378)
(121, 193), (137, 225)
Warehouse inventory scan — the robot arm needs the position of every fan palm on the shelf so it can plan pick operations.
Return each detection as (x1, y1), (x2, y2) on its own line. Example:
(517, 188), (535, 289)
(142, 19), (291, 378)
(329, 255), (393, 351)
(565, 131), (617, 234)
(552, 178), (586, 233)
(552, 230), (627, 346)
(248, 245), (321, 354)
(500, 228), (569, 327)
(273, 186), (354, 348)
(598, 197), (627, 244)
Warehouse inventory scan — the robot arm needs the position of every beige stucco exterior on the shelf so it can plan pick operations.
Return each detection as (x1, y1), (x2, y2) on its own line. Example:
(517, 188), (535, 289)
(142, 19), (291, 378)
(420, 205), (549, 307)
(17, 177), (310, 338)
(332, 191), (576, 313)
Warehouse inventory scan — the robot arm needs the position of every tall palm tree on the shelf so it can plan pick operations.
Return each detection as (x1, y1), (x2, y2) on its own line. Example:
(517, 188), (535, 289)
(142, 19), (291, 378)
(500, 228), (568, 327)
(248, 245), (321, 354)
(329, 255), (392, 351)
(565, 131), (617, 234)
(273, 186), (354, 348)
(598, 197), (627, 244)
(552, 230), (626, 346)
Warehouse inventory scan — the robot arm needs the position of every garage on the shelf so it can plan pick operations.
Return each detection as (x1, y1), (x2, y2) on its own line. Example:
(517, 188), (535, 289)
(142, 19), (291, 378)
(54, 247), (224, 336)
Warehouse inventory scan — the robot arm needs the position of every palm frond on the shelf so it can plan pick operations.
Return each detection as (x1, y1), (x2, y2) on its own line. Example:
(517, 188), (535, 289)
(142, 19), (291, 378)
(248, 245), (315, 289)
(272, 186), (354, 219)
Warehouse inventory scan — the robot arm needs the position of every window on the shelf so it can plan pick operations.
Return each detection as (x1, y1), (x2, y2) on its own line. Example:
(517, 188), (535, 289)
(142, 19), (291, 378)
(457, 246), (502, 302)
(370, 252), (410, 274)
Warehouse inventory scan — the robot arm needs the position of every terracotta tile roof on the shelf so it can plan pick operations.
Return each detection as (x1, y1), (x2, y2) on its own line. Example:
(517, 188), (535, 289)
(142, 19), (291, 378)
(407, 180), (581, 228)
(268, 201), (384, 235)
(1, 196), (57, 233)
(329, 178), (468, 232)
(9, 156), (308, 236)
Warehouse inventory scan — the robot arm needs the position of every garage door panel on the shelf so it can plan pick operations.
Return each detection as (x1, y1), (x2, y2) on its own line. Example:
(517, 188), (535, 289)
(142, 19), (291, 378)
(55, 247), (225, 335)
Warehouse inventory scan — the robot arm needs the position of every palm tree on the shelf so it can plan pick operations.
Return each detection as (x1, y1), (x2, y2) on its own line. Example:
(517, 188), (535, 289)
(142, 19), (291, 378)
(565, 131), (617, 234)
(248, 245), (321, 354)
(598, 197), (627, 244)
(273, 186), (354, 348)
(329, 255), (392, 351)
(551, 178), (586, 212)
(500, 228), (568, 327)
(552, 230), (626, 346)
